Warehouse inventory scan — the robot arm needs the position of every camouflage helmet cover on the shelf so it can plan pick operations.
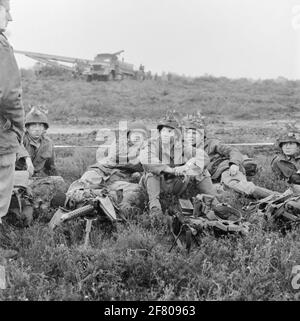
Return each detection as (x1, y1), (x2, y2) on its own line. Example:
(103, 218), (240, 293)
(25, 106), (49, 129)
(277, 132), (300, 148)
(181, 111), (206, 130)
(157, 110), (181, 132)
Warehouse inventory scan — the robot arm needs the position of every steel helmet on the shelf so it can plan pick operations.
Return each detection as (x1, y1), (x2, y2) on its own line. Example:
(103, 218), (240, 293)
(25, 106), (49, 129)
(157, 119), (180, 132)
(157, 110), (181, 132)
(127, 121), (148, 137)
(181, 112), (206, 134)
(277, 132), (300, 148)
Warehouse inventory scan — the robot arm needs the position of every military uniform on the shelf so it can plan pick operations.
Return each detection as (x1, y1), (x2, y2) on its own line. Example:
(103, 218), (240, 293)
(204, 138), (274, 199)
(272, 153), (300, 179)
(0, 31), (24, 221)
(270, 132), (300, 187)
(139, 118), (216, 213)
(66, 123), (148, 212)
(179, 114), (274, 199)
(16, 107), (57, 177)
(12, 107), (65, 224)
(17, 132), (57, 177)
(204, 138), (244, 180)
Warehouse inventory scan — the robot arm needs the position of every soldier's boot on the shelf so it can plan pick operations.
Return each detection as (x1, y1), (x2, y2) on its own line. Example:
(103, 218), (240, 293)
(150, 206), (164, 218)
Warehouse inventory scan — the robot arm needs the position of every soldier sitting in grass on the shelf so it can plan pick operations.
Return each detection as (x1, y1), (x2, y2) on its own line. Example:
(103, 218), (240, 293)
(12, 106), (66, 225)
(16, 106), (57, 177)
(271, 132), (300, 190)
(139, 114), (218, 218)
(182, 113), (275, 199)
(66, 122), (149, 212)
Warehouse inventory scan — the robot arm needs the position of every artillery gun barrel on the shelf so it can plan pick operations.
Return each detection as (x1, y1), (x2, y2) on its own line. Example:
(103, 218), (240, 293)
(14, 50), (92, 64)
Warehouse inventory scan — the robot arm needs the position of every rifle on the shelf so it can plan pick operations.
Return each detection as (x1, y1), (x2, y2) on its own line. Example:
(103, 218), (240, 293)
(247, 189), (300, 225)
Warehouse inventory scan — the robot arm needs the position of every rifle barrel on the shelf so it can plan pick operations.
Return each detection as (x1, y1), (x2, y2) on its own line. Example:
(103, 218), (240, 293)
(62, 204), (95, 222)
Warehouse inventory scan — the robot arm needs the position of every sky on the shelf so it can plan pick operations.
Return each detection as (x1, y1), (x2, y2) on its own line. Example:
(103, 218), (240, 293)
(5, 0), (300, 79)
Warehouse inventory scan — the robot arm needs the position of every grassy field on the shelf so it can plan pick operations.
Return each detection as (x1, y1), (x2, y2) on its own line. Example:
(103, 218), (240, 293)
(1, 73), (300, 301)
(21, 70), (300, 125)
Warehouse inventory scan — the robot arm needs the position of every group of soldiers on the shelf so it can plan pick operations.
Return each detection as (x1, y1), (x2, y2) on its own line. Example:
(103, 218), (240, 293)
(1, 0), (300, 259)
(65, 112), (300, 225)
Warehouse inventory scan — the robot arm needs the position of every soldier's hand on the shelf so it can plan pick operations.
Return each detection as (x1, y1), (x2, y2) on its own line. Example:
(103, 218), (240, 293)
(131, 172), (141, 183)
(175, 166), (187, 176)
(229, 164), (239, 176)
(25, 157), (34, 177)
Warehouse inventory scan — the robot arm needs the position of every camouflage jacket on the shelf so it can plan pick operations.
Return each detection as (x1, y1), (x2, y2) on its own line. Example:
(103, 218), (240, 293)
(0, 32), (24, 155)
(139, 136), (210, 177)
(271, 153), (300, 179)
(204, 138), (244, 180)
(16, 132), (57, 177)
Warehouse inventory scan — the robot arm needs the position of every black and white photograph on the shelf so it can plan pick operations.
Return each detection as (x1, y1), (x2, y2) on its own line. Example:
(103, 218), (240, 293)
(1, 0), (300, 305)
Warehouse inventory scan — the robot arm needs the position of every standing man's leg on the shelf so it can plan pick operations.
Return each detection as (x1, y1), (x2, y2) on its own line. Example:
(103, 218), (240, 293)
(0, 153), (18, 259)
(0, 153), (16, 223)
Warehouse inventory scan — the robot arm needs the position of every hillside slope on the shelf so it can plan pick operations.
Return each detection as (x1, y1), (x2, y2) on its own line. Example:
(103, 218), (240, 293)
(21, 74), (300, 125)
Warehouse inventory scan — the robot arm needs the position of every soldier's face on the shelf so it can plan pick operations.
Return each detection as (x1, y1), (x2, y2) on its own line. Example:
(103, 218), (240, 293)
(0, 0), (12, 32)
(282, 142), (299, 156)
(185, 129), (204, 147)
(128, 131), (145, 146)
(27, 123), (46, 138)
(160, 127), (177, 144)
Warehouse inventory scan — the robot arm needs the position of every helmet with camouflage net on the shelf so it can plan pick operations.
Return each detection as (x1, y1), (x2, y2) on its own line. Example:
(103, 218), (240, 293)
(181, 111), (206, 131)
(157, 119), (180, 132)
(277, 132), (300, 148)
(25, 106), (49, 129)
(157, 110), (181, 132)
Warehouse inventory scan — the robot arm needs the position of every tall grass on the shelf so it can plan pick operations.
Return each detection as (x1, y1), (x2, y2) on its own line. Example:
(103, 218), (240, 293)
(1, 152), (299, 301)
